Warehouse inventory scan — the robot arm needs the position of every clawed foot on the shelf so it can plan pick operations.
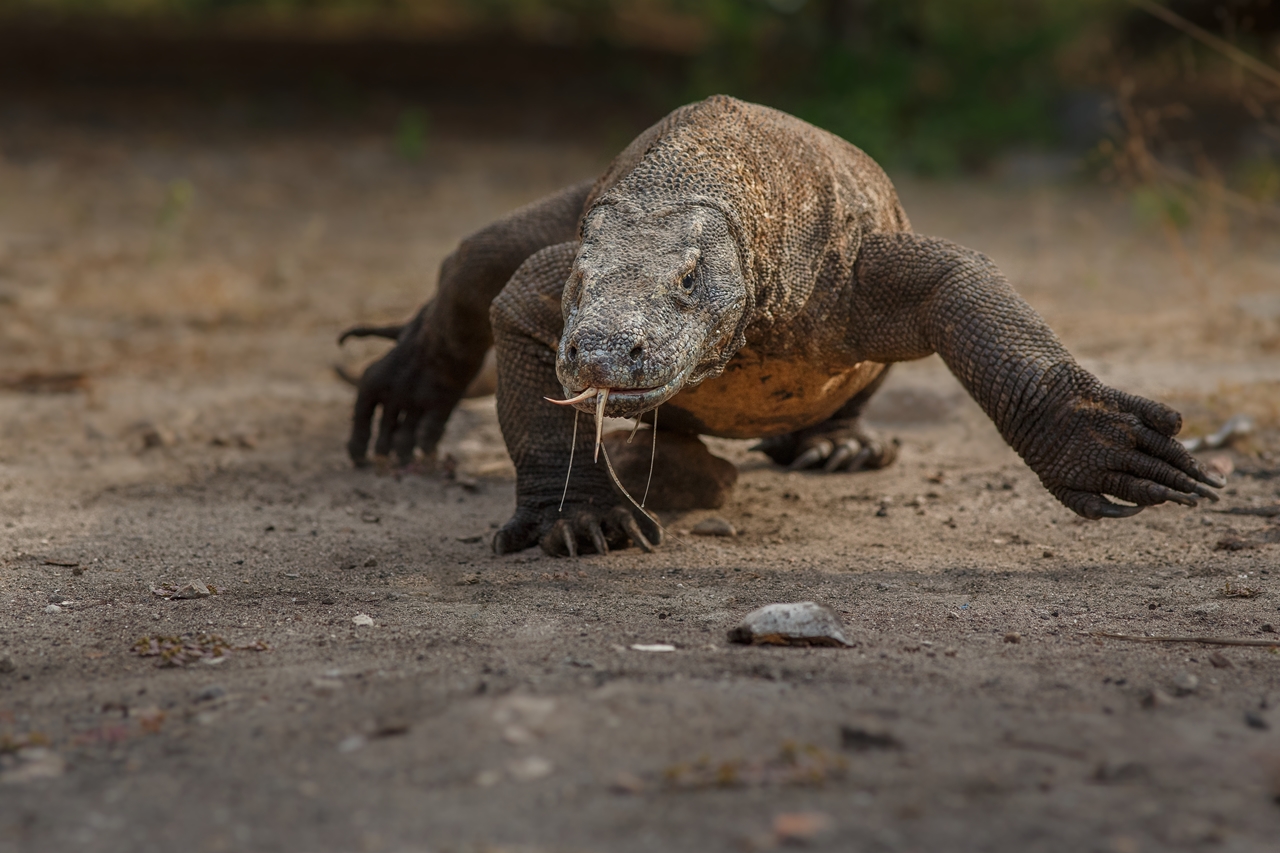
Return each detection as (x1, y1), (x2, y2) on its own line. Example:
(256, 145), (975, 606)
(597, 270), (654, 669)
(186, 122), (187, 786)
(753, 420), (899, 473)
(339, 306), (473, 467)
(494, 504), (662, 557)
(1025, 377), (1224, 519)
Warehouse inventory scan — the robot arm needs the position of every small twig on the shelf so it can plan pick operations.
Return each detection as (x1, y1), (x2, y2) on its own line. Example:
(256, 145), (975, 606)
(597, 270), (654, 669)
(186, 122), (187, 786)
(1002, 736), (1089, 762)
(1087, 631), (1279, 648)
(559, 410), (578, 513)
(41, 559), (80, 568)
(1130, 0), (1280, 90)
(642, 406), (658, 508)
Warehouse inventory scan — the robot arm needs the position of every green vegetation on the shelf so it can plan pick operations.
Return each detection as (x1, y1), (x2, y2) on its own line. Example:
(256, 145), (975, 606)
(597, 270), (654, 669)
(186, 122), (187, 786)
(672, 1), (1124, 173)
(395, 107), (430, 161)
(3, 0), (1277, 180)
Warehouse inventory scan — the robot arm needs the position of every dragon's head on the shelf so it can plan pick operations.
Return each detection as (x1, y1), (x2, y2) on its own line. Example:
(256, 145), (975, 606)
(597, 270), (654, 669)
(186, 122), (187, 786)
(555, 201), (747, 419)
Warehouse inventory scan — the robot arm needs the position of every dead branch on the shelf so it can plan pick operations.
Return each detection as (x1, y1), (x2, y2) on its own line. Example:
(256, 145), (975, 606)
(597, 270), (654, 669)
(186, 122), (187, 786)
(1087, 631), (1279, 648)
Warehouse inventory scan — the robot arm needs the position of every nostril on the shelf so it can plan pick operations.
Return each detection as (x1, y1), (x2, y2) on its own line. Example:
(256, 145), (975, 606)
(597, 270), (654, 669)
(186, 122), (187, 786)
(629, 343), (644, 361)
(567, 344), (578, 361)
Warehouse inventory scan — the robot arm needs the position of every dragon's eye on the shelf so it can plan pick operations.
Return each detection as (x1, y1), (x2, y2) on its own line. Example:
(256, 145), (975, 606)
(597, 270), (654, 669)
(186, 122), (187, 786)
(681, 272), (696, 289)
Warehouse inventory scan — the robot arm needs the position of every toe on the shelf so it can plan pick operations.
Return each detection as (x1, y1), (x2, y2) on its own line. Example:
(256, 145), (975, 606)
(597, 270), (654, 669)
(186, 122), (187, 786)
(789, 439), (833, 471)
(607, 506), (657, 552)
(823, 440), (860, 472)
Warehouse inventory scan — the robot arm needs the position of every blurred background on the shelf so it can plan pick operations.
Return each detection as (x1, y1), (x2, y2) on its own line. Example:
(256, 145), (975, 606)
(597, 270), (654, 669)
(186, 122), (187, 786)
(0, 0), (1278, 178)
(1, 0), (1278, 484)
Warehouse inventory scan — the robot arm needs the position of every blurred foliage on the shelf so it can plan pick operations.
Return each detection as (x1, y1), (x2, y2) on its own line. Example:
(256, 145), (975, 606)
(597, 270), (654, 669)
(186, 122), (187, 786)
(395, 107), (430, 161)
(671, 0), (1126, 173)
(4, 1), (1280, 176)
(1236, 156), (1280, 202)
(1131, 182), (1195, 226)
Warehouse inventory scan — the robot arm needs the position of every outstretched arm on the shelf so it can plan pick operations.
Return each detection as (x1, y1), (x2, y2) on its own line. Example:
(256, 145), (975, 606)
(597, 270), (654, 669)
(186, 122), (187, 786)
(848, 232), (1223, 519)
(343, 180), (593, 466)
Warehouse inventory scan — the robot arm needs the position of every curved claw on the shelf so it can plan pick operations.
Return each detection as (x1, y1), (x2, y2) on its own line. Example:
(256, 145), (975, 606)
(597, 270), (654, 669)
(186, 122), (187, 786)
(847, 444), (877, 471)
(561, 523), (578, 558)
(823, 441), (859, 473)
(789, 440), (834, 471)
(1162, 490), (1199, 508)
(1191, 481), (1220, 501)
(621, 514), (655, 553)
(1198, 469), (1227, 490)
(338, 323), (405, 345)
(587, 519), (610, 556)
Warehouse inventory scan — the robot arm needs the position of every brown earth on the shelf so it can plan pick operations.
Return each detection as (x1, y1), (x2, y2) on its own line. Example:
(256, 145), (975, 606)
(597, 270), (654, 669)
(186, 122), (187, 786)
(2, 101), (1280, 853)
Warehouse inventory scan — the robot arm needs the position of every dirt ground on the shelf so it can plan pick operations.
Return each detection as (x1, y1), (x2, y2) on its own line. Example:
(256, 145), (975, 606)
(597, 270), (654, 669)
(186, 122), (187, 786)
(2, 97), (1280, 853)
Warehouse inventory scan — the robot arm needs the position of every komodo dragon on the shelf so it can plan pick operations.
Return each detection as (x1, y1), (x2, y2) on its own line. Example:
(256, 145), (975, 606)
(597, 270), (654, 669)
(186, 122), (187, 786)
(341, 95), (1223, 557)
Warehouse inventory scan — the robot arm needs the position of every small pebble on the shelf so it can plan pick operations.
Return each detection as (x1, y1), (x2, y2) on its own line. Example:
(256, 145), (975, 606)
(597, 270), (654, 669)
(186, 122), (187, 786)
(1141, 688), (1173, 709)
(840, 724), (902, 752)
(1172, 671), (1199, 696)
(1208, 651), (1233, 669)
(171, 581), (213, 600)
(1245, 712), (1270, 731)
(772, 812), (834, 845)
(1003, 632), (1021, 644)
(507, 755), (554, 782)
(194, 685), (226, 703)
(337, 735), (366, 753)
(44, 604), (62, 614)
(1262, 623), (1276, 634)
(0, 656), (15, 674)
(609, 771), (646, 795)
(352, 614), (375, 627)
(691, 517), (736, 537)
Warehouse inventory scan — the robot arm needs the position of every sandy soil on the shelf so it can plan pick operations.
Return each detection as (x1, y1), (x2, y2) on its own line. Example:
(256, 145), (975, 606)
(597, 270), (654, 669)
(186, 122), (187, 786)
(2, 102), (1280, 853)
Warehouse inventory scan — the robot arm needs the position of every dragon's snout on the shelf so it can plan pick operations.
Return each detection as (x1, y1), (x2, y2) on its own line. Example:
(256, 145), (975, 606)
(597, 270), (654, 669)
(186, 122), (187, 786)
(559, 327), (650, 391)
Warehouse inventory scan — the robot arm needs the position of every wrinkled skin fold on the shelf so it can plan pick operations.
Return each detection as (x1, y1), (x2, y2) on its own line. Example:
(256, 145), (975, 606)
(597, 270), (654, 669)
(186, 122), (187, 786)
(343, 96), (1223, 557)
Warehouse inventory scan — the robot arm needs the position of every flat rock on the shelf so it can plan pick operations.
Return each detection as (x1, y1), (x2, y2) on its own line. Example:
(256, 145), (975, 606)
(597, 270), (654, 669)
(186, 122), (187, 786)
(691, 517), (736, 537)
(727, 602), (852, 647)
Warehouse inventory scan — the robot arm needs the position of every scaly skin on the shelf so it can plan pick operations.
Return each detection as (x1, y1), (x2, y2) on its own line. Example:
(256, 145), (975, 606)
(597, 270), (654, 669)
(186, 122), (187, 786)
(344, 96), (1223, 556)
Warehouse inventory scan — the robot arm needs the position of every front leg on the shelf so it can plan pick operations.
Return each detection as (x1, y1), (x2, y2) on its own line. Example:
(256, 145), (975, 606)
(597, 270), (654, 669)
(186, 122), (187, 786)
(848, 232), (1223, 519)
(343, 180), (592, 466)
(490, 243), (662, 556)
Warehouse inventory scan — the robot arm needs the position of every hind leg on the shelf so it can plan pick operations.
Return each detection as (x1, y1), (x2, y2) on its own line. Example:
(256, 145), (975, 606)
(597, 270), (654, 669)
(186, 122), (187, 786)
(600, 428), (738, 511)
(754, 365), (899, 472)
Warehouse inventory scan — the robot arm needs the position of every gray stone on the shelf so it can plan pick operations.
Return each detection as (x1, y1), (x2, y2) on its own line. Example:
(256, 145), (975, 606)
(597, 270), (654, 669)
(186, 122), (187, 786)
(728, 602), (852, 647)
(691, 517), (736, 537)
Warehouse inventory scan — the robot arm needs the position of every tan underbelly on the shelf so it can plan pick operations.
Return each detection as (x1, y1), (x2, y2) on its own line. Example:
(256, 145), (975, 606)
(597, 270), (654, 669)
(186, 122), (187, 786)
(664, 349), (884, 439)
